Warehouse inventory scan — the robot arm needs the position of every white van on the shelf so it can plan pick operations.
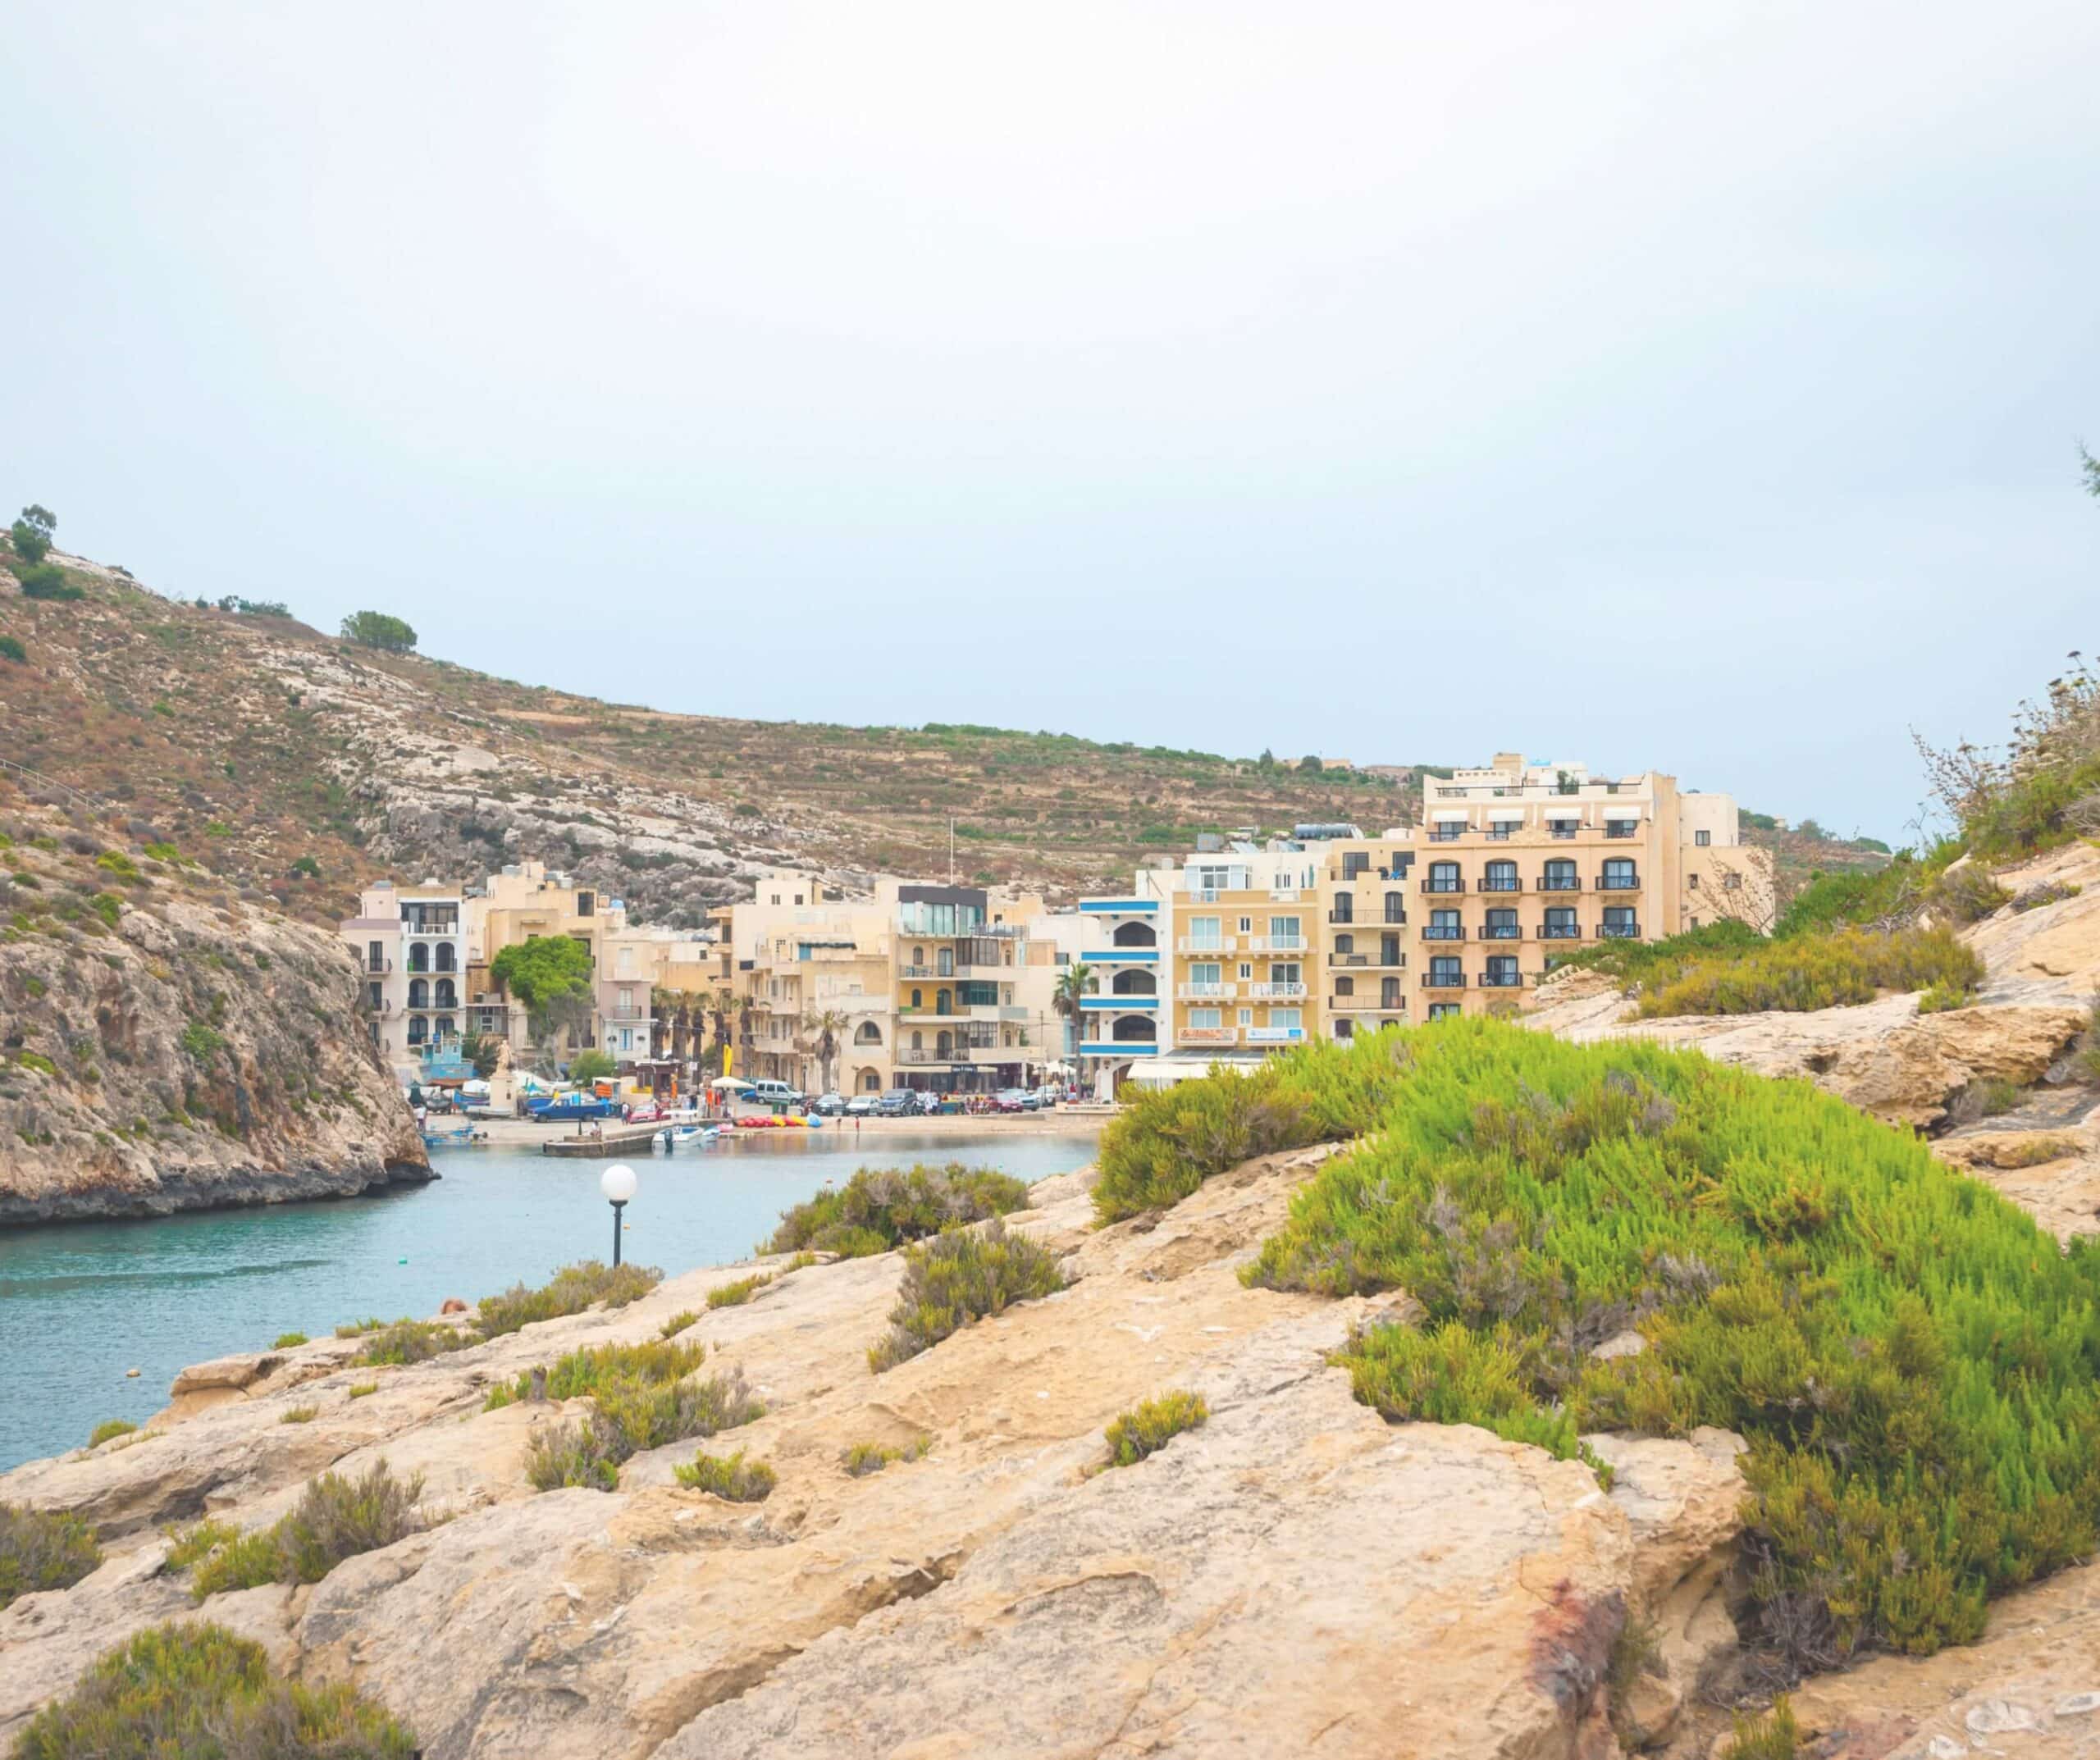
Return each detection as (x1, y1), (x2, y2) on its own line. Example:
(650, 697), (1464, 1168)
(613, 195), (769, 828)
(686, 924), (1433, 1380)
(748, 1079), (803, 1110)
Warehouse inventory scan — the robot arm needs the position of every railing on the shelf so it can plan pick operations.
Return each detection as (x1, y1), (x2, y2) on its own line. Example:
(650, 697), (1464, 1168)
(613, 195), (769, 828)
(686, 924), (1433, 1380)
(604, 1007), (651, 1022)
(1537, 923), (1585, 940)
(1177, 983), (1235, 1000)
(365, 958), (393, 973)
(1269, 890), (1302, 903)
(1086, 946), (1157, 960)
(360, 997), (392, 1015)
(1595, 876), (1641, 891)
(1550, 825), (1578, 839)
(1427, 828), (1464, 841)
(1379, 908), (1408, 924)
(1599, 922), (1641, 939)
(1326, 909), (1356, 924)
(1421, 972), (1467, 988)
(1245, 1027), (1305, 1045)
(1244, 936), (1306, 953)
(1475, 877), (1521, 892)
(1478, 970), (1523, 988)
(1176, 937), (1236, 955)
(1329, 993), (1399, 1011)
(1604, 824), (1640, 838)
(1477, 923), (1522, 940)
(1421, 925), (1465, 941)
(1331, 952), (1368, 967)
(897, 964), (939, 979)
(1420, 880), (1463, 894)
(0, 755), (100, 810)
(1249, 983), (1307, 1000)
(1178, 1026), (1239, 1046)
(1484, 828), (1515, 841)
(1538, 876), (1581, 891)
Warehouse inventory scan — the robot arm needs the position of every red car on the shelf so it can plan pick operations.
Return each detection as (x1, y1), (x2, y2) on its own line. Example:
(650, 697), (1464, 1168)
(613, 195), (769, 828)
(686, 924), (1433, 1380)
(624, 1102), (665, 1124)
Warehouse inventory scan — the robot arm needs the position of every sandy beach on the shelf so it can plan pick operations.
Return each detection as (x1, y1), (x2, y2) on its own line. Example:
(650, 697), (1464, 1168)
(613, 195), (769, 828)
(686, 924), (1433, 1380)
(463, 1109), (1111, 1151)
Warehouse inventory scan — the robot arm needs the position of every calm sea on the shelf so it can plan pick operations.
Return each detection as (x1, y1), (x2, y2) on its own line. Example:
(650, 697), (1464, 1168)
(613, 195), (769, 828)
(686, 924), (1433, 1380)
(0, 1130), (1096, 1473)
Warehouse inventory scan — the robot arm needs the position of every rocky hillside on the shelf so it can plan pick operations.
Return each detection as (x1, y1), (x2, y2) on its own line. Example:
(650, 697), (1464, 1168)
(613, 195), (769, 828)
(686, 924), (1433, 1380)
(0, 805), (426, 1223)
(0, 541), (1436, 923)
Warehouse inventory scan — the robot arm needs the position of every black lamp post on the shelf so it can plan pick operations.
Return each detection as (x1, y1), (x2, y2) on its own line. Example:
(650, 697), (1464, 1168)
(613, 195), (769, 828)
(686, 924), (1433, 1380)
(600, 1163), (637, 1266)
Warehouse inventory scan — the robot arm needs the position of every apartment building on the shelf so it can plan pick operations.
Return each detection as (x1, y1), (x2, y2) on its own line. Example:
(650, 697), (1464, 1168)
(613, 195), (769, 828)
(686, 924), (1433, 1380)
(338, 880), (465, 1074)
(1080, 841), (1327, 1083)
(1333, 754), (1773, 1021)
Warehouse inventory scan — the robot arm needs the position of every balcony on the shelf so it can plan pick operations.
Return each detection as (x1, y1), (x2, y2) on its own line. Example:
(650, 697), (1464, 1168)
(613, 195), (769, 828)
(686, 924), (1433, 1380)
(1484, 828), (1517, 841)
(1594, 876), (1641, 891)
(1420, 880), (1464, 895)
(1331, 951), (1369, 967)
(363, 957), (393, 974)
(1477, 923), (1522, 941)
(1177, 983), (1236, 1001)
(1604, 823), (1640, 839)
(1537, 923), (1586, 941)
(1475, 877), (1522, 893)
(1329, 992), (1402, 1012)
(1550, 824), (1579, 839)
(1178, 1026), (1239, 1046)
(1478, 969), (1524, 988)
(1326, 909), (1358, 925)
(1249, 983), (1307, 1000)
(1421, 925), (1465, 941)
(360, 996), (392, 1015)
(1422, 971), (1468, 988)
(1176, 937), (1236, 955)
(1080, 898), (1158, 914)
(1245, 1027), (1306, 1045)
(1086, 946), (1159, 963)
(1538, 876), (1582, 891)
(1599, 922), (1641, 939)
(1427, 828), (1465, 842)
(1080, 1038), (1157, 1056)
(1244, 936), (1306, 954)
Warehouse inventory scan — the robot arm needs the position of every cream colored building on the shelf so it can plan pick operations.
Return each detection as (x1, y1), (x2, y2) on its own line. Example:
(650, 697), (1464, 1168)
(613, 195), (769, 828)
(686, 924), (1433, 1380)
(339, 880), (464, 1077)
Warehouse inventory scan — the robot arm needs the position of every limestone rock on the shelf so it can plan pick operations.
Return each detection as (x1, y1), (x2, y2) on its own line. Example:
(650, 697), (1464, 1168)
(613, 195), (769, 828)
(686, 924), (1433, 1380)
(171, 1352), (282, 1396)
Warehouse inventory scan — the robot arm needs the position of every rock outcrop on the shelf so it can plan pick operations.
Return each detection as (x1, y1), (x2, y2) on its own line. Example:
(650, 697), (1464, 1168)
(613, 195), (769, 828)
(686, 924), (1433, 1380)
(0, 1154), (1747, 1758)
(0, 810), (426, 1223)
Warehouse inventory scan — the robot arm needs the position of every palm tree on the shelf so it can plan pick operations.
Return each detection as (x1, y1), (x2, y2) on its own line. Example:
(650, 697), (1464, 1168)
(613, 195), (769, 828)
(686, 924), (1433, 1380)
(801, 1008), (848, 1096)
(1052, 963), (1093, 1089)
(706, 987), (737, 1078)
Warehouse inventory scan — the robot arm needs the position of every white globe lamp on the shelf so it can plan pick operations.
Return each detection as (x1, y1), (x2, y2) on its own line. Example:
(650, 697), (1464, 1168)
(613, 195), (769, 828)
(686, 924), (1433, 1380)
(600, 1163), (638, 1265)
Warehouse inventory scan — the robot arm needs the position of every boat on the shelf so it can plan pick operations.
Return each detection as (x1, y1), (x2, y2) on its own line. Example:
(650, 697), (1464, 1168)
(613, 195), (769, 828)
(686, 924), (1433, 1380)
(421, 1124), (482, 1147)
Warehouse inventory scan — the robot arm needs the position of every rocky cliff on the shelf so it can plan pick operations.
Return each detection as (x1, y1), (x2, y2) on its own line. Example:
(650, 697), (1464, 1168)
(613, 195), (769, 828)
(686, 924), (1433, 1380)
(0, 809), (427, 1223)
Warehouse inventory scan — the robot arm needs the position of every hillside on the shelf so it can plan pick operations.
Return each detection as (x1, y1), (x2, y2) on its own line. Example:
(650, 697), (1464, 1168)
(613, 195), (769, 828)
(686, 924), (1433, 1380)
(0, 804), (427, 1222)
(0, 544), (1435, 925)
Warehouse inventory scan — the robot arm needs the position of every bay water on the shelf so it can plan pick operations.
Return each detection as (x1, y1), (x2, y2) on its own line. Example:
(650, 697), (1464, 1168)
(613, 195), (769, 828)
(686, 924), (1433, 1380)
(0, 1129), (1096, 1472)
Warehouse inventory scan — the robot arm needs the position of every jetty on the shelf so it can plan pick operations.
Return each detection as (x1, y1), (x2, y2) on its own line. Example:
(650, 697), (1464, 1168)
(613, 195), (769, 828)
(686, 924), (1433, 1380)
(541, 1126), (663, 1159)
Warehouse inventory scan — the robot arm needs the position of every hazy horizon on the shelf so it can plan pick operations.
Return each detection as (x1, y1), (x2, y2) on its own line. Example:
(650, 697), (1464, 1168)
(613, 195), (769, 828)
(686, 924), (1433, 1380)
(4, 2), (2095, 842)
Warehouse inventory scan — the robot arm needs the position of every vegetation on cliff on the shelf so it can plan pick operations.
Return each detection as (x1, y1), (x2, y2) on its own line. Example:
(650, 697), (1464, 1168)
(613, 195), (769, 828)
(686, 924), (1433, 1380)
(172, 1461), (427, 1601)
(1102, 1392), (1209, 1469)
(501, 1339), (765, 1492)
(866, 1220), (1067, 1371)
(12, 1621), (417, 1758)
(1123, 1022), (2100, 1668)
(766, 1163), (1034, 1257)
(0, 1502), (100, 1610)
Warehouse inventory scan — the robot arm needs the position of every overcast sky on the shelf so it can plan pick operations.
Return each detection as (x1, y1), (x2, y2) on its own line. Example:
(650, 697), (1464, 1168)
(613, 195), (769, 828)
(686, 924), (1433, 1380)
(3, 3), (2094, 840)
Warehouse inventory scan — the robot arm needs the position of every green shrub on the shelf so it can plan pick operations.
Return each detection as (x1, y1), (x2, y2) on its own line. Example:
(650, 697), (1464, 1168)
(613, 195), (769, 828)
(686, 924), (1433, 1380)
(1994, 1136), (2078, 1168)
(518, 1341), (762, 1493)
(273, 1331), (308, 1349)
(16, 564), (82, 602)
(659, 1310), (700, 1338)
(1924, 864), (2011, 924)
(674, 1448), (777, 1502)
(1102, 1391), (1208, 1468)
(279, 1406), (317, 1425)
(781, 1250), (819, 1271)
(1636, 926), (1983, 1019)
(866, 1220), (1066, 1372)
(347, 1381), (378, 1399)
(335, 1316), (386, 1338)
(340, 609), (418, 653)
(184, 1461), (423, 1601)
(1946, 1078), (2024, 1124)
(356, 1318), (468, 1366)
(89, 1418), (138, 1448)
(0, 1502), (101, 1609)
(1236, 1018), (2100, 1668)
(1093, 1040), (1411, 1222)
(0, 635), (24, 663)
(2011, 879), (2084, 914)
(841, 1436), (932, 1476)
(1719, 1698), (1801, 1760)
(11, 1621), (418, 1759)
(475, 1259), (661, 1338)
(765, 1162), (1034, 1256)
(1915, 979), (1974, 1014)
(707, 1273), (770, 1308)
(1550, 918), (1765, 988)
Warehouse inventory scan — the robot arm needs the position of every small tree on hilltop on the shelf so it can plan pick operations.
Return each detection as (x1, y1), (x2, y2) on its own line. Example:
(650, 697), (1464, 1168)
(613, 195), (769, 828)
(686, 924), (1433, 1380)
(8, 505), (54, 566)
(340, 610), (418, 654)
(568, 1049), (616, 1083)
(491, 933), (596, 1055)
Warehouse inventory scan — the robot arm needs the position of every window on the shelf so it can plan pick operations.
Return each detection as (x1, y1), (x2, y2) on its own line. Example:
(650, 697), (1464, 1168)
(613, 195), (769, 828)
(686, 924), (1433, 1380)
(1342, 851), (1368, 878)
(1334, 975), (1354, 996)
(1239, 963), (1253, 980)
(1381, 975), (1402, 1008)
(1483, 908), (1518, 939)
(1602, 858), (1638, 889)
(1270, 963), (1302, 987)
(1268, 1008), (1302, 1032)
(1238, 1008), (1253, 1025)
(1383, 891), (1407, 923)
(1483, 955), (1520, 987)
(1428, 955), (1463, 986)
(1543, 906), (1578, 938)
(1602, 906), (1638, 938)
(1238, 916), (1253, 934)
(1687, 873), (1699, 889)
(1333, 1019), (1354, 1041)
(367, 941), (383, 973)
(1188, 1007), (1221, 1028)
(1483, 859), (1518, 891)
(1187, 916), (1221, 950)
(938, 948), (954, 976)
(1331, 893), (1354, 924)
(1543, 859), (1577, 891)
(576, 891), (594, 917)
(1724, 873), (1742, 890)
(1333, 932), (1354, 955)
(1427, 861), (1461, 894)
(1110, 969), (1156, 996)
(1269, 915), (1303, 946)
(910, 988), (923, 1009)
(1428, 1002), (1461, 1021)
(1188, 961), (1222, 987)
(1427, 909), (1462, 941)
(1112, 921), (1157, 946)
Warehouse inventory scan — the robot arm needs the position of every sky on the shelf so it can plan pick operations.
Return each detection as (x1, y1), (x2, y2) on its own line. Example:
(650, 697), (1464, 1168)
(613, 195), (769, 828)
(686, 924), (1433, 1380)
(2, 2), (2094, 841)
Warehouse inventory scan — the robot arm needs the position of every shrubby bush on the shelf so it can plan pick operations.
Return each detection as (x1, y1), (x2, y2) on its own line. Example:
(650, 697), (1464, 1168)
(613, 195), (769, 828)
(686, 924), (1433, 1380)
(12, 1621), (418, 1758)
(841, 1435), (932, 1476)
(180, 1461), (424, 1600)
(514, 1340), (763, 1493)
(1102, 1391), (1208, 1469)
(1233, 1019), (2100, 1667)
(356, 1319), (468, 1366)
(0, 1502), (100, 1609)
(1634, 926), (1982, 1019)
(476, 1259), (660, 1338)
(89, 1418), (137, 1448)
(16, 564), (82, 602)
(766, 1163), (1032, 1256)
(706, 1273), (771, 1308)
(674, 1448), (776, 1502)
(866, 1220), (1066, 1372)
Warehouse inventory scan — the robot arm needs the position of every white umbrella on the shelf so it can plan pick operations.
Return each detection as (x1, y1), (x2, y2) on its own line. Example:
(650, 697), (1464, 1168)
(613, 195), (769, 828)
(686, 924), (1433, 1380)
(710, 1076), (756, 1092)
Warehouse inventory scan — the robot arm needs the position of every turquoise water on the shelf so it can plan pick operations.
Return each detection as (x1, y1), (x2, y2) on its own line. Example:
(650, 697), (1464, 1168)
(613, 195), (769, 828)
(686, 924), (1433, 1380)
(0, 1131), (1096, 1473)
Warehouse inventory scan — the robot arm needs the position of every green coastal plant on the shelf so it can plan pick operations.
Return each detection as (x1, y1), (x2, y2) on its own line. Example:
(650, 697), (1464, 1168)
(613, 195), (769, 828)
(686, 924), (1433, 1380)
(765, 1162), (1033, 1257)
(1633, 926), (1982, 1019)
(88, 1419), (137, 1448)
(674, 1448), (777, 1502)
(659, 1310), (700, 1338)
(1225, 1019), (2100, 1668)
(355, 1318), (468, 1366)
(706, 1273), (771, 1309)
(475, 1259), (660, 1337)
(11, 1621), (418, 1759)
(841, 1436), (932, 1476)
(273, 1331), (308, 1349)
(1102, 1391), (1208, 1468)
(0, 1502), (101, 1610)
(178, 1461), (424, 1601)
(865, 1220), (1066, 1373)
(1719, 1697), (1801, 1760)
(279, 1406), (317, 1425)
(513, 1341), (763, 1493)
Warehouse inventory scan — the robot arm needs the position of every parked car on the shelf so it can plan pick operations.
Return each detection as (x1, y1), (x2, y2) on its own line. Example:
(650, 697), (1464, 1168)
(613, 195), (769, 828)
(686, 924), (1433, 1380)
(624, 1101), (665, 1125)
(748, 1079), (804, 1111)
(876, 1089), (917, 1117)
(993, 1088), (1031, 1114)
(527, 1093), (616, 1122)
(845, 1093), (879, 1117)
(812, 1092), (847, 1116)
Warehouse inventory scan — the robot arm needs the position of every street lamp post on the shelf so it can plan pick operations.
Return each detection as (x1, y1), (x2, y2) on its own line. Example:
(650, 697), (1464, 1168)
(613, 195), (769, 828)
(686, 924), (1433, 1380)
(600, 1163), (637, 1267)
